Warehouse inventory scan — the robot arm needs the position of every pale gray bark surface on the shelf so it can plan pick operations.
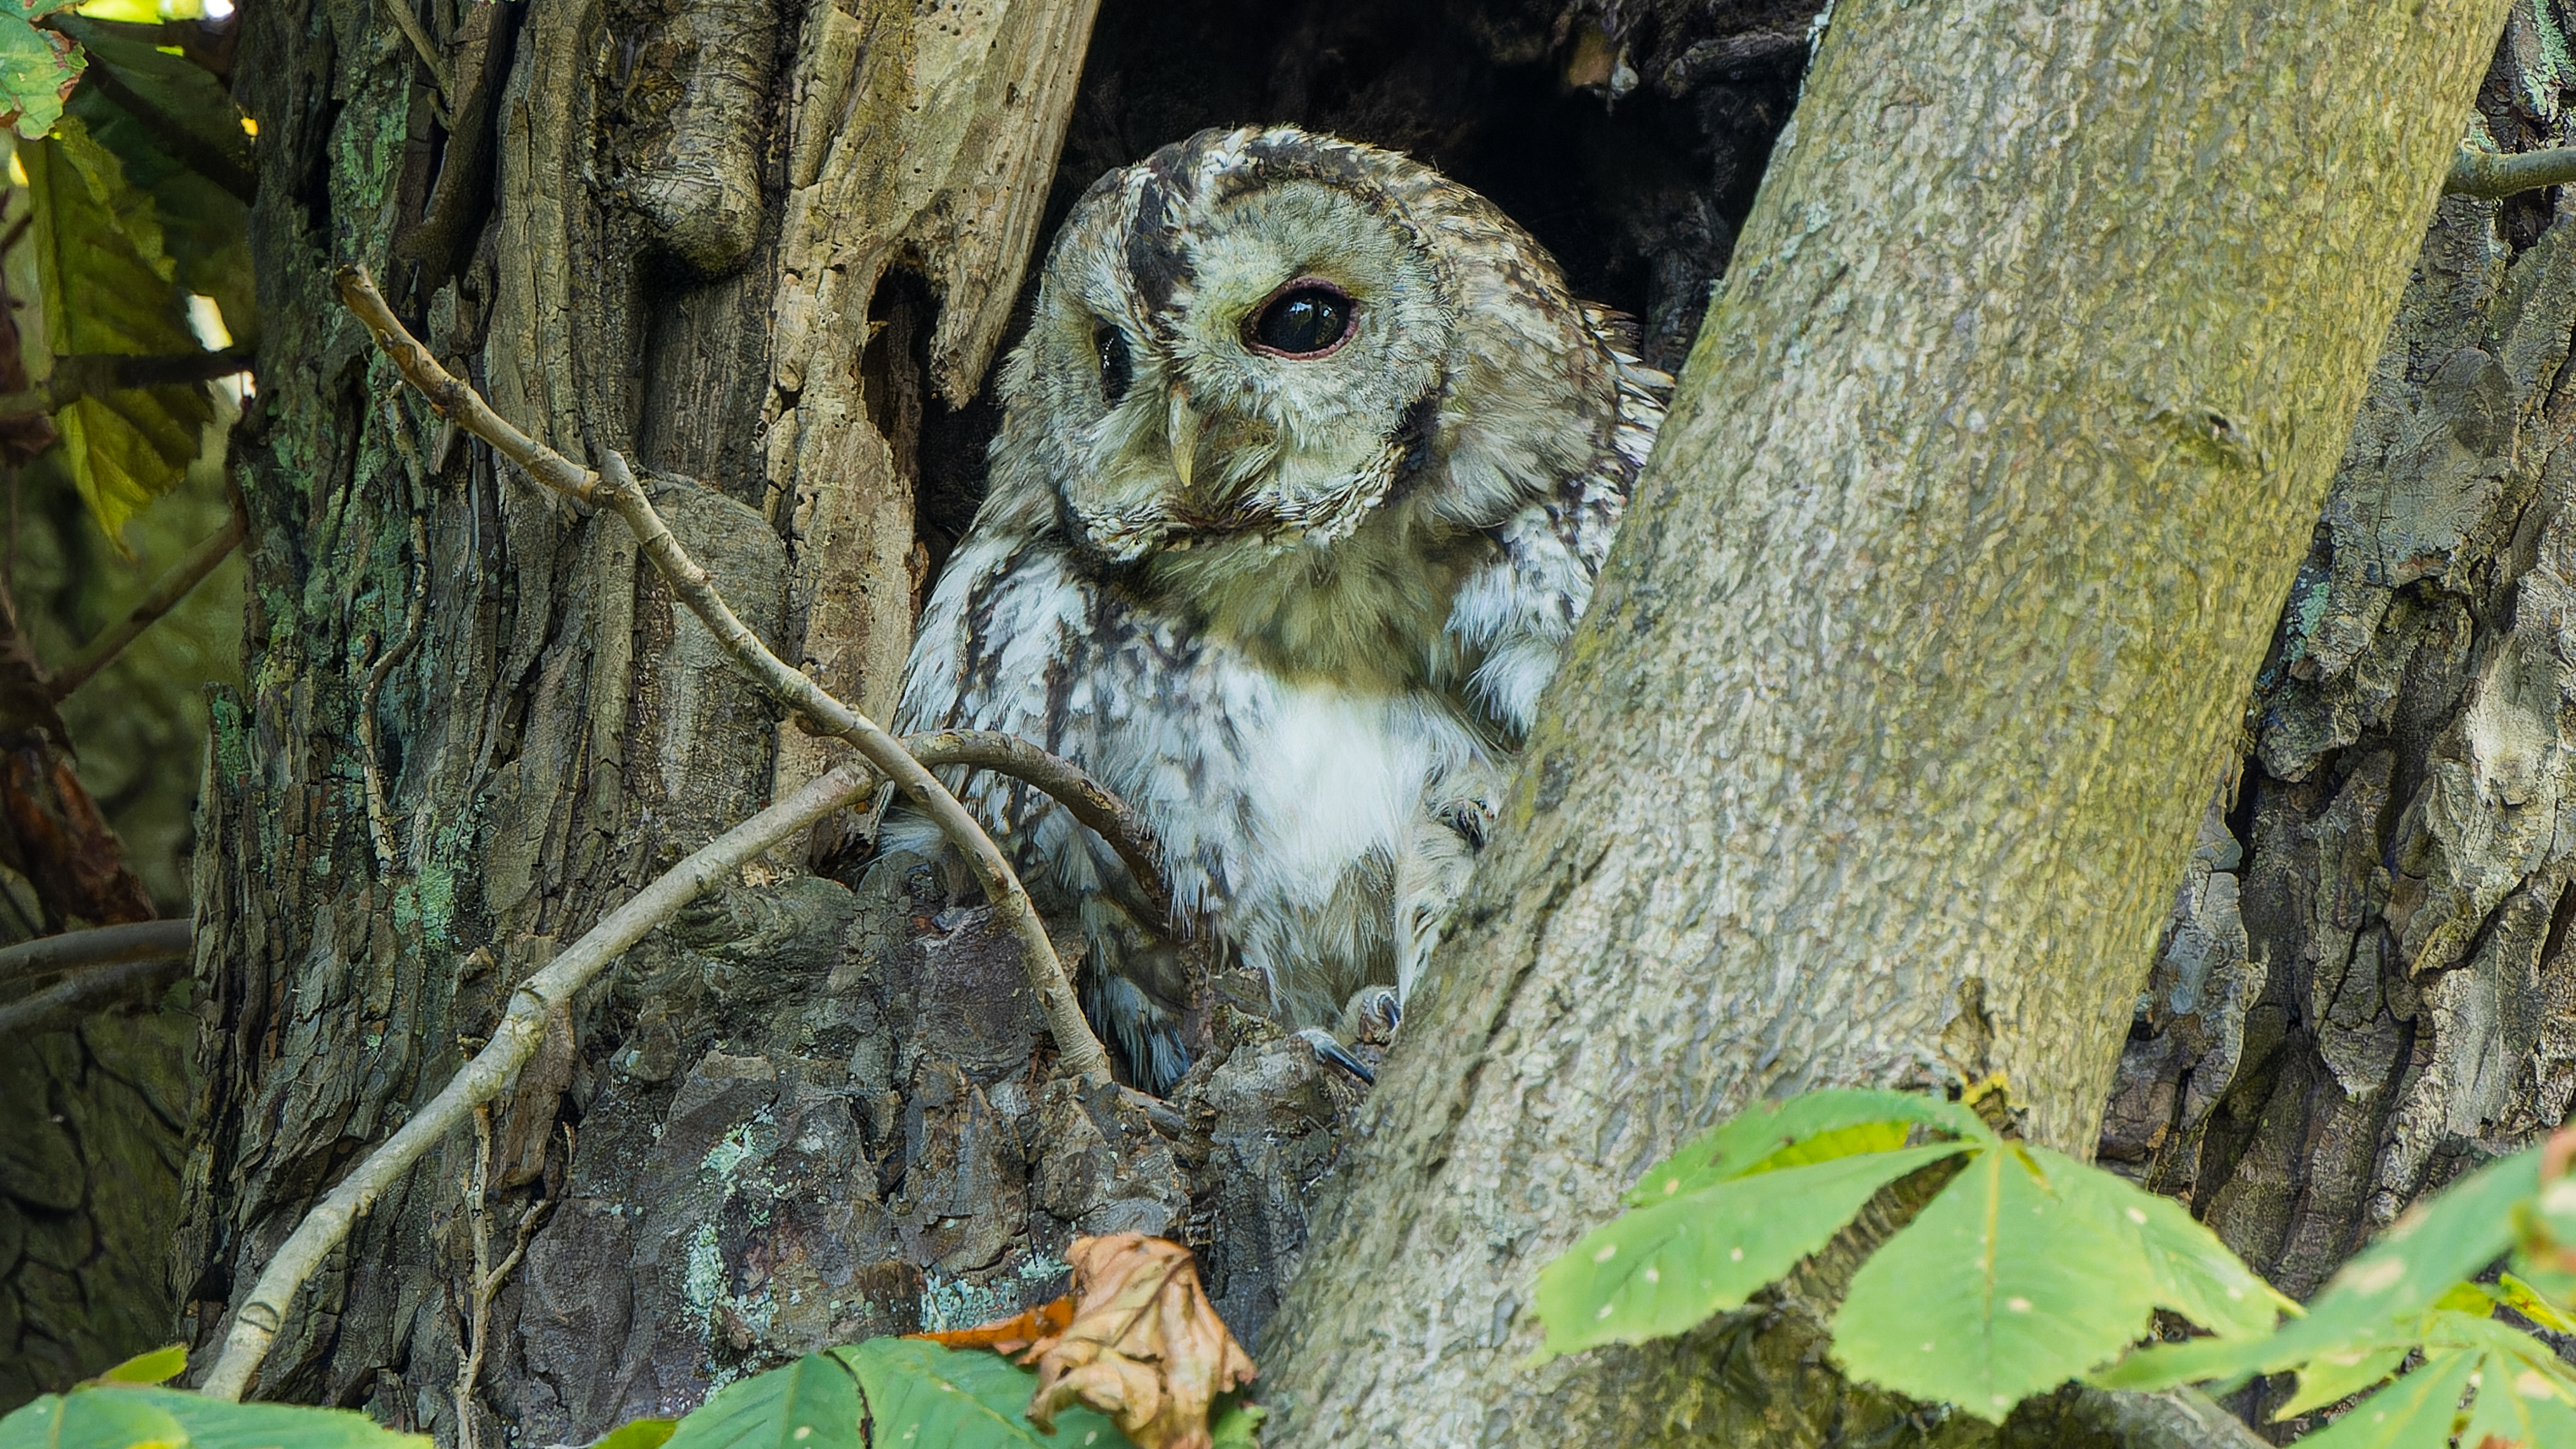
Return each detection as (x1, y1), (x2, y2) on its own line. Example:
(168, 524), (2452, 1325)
(1260, 0), (2511, 1441)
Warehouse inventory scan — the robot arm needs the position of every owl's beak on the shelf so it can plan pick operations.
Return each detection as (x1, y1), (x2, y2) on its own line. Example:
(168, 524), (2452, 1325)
(1166, 386), (1208, 493)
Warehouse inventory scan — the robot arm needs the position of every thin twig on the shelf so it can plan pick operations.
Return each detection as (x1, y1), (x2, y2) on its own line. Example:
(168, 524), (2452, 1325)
(333, 271), (594, 504)
(0, 349), (259, 418)
(334, 264), (1115, 1088)
(904, 730), (1172, 926)
(596, 450), (1111, 1083)
(0, 917), (192, 990)
(198, 761), (879, 1401)
(49, 512), (246, 701)
(453, 1108), (493, 1449)
(359, 515), (429, 875)
(2446, 146), (2576, 199)
(0, 951), (190, 1036)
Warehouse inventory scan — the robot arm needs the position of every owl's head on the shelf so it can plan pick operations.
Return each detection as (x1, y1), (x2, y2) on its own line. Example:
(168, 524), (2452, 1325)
(987, 127), (1615, 610)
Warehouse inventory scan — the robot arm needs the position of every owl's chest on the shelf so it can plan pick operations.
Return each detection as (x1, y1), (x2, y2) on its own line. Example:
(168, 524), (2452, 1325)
(1080, 614), (1498, 914)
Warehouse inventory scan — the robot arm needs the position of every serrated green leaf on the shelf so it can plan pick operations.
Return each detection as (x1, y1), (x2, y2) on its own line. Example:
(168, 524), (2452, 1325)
(1833, 1145), (2159, 1420)
(2273, 1346), (2408, 1420)
(20, 113), (213, 542)
(91, 1346), (187, 1386)
(2104, 1148), (2540, 1392)
(57, 39), (253, 341)
(588, 1420), (677, 1449)
(1537, 1142), (1971, 1359)
(662, 1353), (863, 1449)
(2288, 1349), (2477, 1449)
(2460, 1347), (2576, 1449)
(2016, 1147), (2290, 1341)
(1626, 1089), (1994, 1206)
(835, 1339), (1136, 1447)
(0, 15), (82, 139)
(118, 1389), (425, 1449)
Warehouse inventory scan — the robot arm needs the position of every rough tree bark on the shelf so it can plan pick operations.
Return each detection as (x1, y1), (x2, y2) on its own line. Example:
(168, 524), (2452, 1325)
(1259, 0), (2511, 1444)
(2101, 4), (2576, 1433)
(185, 0), (1807, 1431)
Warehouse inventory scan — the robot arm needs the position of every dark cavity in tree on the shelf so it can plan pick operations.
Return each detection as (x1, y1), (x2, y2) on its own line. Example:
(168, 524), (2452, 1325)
(908, 0), (1816, 573)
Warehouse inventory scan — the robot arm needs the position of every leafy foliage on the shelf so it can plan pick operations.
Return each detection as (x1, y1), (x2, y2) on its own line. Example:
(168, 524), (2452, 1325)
(1536, 1088), (2289, 1421)
(0, 1350), (429, 1449)
(17, 112), (212, 542)
(0, 0), (81, 140)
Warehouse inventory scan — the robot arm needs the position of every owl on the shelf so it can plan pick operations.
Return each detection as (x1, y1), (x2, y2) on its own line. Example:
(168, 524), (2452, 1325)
(889, 125), (1669, 1093)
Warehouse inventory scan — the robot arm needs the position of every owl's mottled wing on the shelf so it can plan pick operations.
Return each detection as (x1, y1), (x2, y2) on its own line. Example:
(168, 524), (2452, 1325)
(1446, 306), (1670, 736)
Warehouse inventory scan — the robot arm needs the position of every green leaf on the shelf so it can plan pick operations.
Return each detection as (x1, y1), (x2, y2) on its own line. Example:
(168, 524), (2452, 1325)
(2496, 1273), (2576, 1334)
(2287, 1348), (2477, 1449)
(1833, 1145), (2160, 1420)
(2272, 1346), (2408, 1419)
(2019, 1146), (2291, 1340)
(19, 113), (213, 542)
(660, 1342), (1138, 1449)
(91, 1346), (187, 1386)
(0, 14), (82, 139)
(55, 26), (254, 341)
(1536, 1143), (1971, 1359)
(1207, 1396), (1264, 1449)
(662, 1353), (863, 1449)
(2460, 1347), (2576, 1449)
(833, 1339), (1136, 1447)
(0, 1390), (186, 1449)
(2101, 1148), (2540, 1392)
(1626, 1089), (1994, 1205)
(119, 1389), (425, 1449)
(588, 1421), (678, 1449)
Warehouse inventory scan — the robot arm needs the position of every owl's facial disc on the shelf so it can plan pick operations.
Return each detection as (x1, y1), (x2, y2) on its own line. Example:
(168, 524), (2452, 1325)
(1031, 156), (1454, 576)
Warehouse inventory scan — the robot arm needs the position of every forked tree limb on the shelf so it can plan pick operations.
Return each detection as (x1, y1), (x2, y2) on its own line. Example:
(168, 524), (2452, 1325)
(590, 449), (1110, 1083)
(334, 264), (1118, 1083)
(197, 761), (879, 1401)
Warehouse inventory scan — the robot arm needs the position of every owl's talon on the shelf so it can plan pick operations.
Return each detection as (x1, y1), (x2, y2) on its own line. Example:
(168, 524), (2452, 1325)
(1296, 1028), (1376, 1086)
(1338, 984), (1403, 1046)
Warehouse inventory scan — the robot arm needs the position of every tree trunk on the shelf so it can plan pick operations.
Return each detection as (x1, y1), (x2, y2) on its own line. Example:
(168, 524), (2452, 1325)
(187, 0), (1816, 1429)
(1259, 0), (2507, 1443)
(2099, 5), (2576, 1432)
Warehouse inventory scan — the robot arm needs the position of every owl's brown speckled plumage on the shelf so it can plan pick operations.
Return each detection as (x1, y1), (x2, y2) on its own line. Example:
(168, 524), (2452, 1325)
(891, 125), (1668, 1090)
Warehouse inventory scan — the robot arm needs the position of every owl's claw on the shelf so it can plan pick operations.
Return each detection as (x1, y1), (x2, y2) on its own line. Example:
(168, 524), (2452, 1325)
(1296, 1028), (1376, 1085)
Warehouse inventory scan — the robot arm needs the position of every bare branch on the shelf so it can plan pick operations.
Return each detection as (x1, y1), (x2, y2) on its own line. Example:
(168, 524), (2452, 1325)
(592, 450), (1112, 1087)
(0, 945), (191, 1036)
(198, 761), (878, 1402)
(0, 917), (192, 989)
(2446, 146), (2576, 199)
(904, 729), (1172, 926)
(335, 263), (1116, 1088)
(49, 511), (247, 701)
(333, 271), (599, 507)
(0, 350), (260, 418)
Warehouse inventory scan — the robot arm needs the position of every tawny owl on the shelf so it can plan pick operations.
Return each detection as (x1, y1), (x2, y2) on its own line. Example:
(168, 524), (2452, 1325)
(890, 125), (1668, 1092)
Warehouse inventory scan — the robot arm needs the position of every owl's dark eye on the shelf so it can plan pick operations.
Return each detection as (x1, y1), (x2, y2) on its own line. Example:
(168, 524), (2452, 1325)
(1246, 280), (1355, 358)
(1096, 325), (1133, 406)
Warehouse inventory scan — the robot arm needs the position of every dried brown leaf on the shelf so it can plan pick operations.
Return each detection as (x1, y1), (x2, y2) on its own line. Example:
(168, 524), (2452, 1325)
(1021, 1234), (1257, 1449)
(912, 1294), (1074, 1356)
